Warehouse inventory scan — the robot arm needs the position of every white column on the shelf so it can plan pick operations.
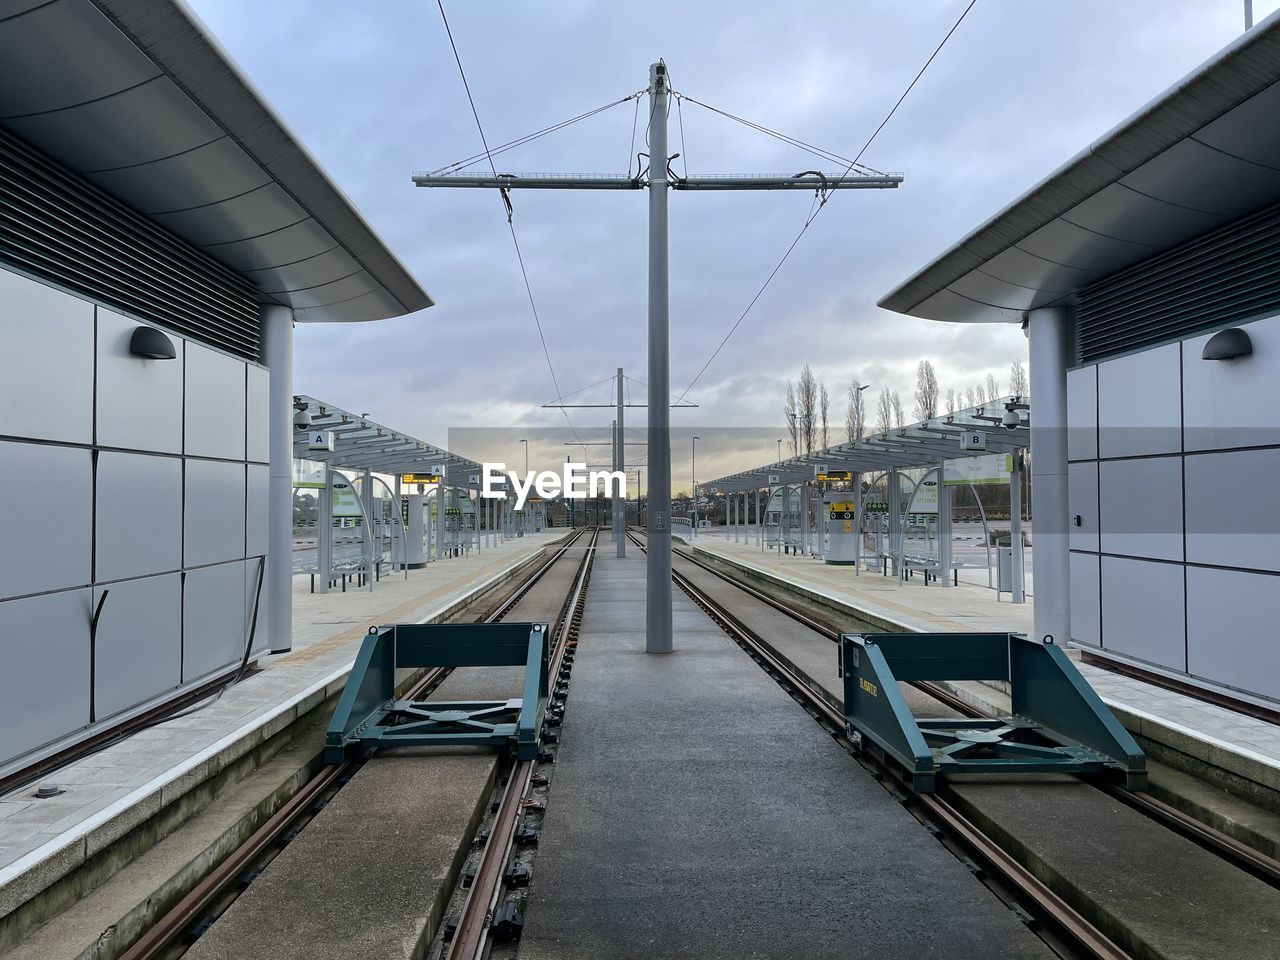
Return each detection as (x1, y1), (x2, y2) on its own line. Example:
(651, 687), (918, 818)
(1029, 306), (1071, 645)
(261, 304), (294, 652)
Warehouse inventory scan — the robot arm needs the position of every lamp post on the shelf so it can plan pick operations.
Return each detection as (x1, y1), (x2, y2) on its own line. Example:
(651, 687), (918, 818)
(777, 438), (782, 461)
(518, 438), (528, 535)
(691, 436), (701, 532)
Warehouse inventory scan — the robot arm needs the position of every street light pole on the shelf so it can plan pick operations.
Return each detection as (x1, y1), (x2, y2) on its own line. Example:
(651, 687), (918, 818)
(519, 438), (528, 536)
(777, 438), (782, 461)
(691, 435), (701, 533)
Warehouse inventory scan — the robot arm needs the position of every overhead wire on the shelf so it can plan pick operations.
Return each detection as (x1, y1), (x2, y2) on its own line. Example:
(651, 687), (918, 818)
(673, 0), (978, 405)
(435, 0), (584, 447)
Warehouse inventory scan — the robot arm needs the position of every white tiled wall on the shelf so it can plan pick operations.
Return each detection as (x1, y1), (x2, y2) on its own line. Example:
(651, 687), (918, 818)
(0, 267), (269, 772)
(1069, 311), (1280, 700)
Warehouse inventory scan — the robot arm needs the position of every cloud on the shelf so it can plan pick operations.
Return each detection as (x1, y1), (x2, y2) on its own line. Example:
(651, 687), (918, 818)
(190, 0), (1278, 484)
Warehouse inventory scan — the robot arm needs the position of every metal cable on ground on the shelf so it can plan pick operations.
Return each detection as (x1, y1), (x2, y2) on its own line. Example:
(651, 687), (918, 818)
(673, 0), (978, 405)
(435, 0), (584, 447)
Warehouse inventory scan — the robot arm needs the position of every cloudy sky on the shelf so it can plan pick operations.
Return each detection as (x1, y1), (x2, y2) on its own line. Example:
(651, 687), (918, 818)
(190, 0), (1275, 490)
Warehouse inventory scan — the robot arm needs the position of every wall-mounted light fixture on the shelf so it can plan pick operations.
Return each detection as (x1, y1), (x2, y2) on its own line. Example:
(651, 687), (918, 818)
(1202, 327), (1253, 361)
(128, 325), (176, 360)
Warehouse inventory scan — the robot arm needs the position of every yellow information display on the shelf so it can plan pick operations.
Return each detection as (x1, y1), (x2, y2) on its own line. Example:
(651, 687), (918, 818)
(829, 500), (856, 533)
(816, 470), (852, 483)
(401, 473), (441, 485)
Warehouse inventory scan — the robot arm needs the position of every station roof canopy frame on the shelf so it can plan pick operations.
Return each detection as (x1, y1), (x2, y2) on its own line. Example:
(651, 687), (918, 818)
(878, 9), (1280, 324)
(702, 397), (1030, 494)
(0, 0), (431, 323)
(294, 395), (480, 479)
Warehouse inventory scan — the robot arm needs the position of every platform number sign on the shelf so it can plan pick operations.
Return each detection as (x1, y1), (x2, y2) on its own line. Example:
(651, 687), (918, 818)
(960, 430), (987, 451)
(308, 430), (334, 452)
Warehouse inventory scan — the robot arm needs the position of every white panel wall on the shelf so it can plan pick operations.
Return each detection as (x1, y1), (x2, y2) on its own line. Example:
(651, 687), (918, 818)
(0, 264), (271, 773)
(1099, 457), (1183, 562)
(0, 442), (91, 599)
(1069, 552), (1101, 647)
(1100, 556), (1185, 671)
(1185, 448), (1280, 572)
(185, 459), (246, 567)
(0, 589), (91, 762)
(1097, 343), (1181, 458)
(1067, 461), (1099, 554)
(1182, 312), (1280, 452)
(1186, 567), (1280, 701)
(95, 308), (183, 453)
(96, 451), (182, 581)
(0, 269), (94, 444)
(184, 561), (247, 682)
(246, 364), (270, 464)
(1070, 311), (1280, 702)
(1066, 366), (1097, 461)
(92, 573), (181, 719)
(185, 342), (246, 461)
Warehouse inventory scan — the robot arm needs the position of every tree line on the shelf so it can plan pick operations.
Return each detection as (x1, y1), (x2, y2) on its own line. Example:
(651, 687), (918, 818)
(782, 358), (1028, 457)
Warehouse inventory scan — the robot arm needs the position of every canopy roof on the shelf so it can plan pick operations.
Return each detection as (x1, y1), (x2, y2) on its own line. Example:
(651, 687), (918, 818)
(0, 0), (431, 322)
(702, 397), (1030, 493)
(878, 10), (1280, 323)
(294, 395), (479, 478)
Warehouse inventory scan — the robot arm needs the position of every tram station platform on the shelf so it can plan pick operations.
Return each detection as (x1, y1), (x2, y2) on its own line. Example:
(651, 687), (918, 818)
(0, 530), (567, 930)
(687, 537), (1280, 807)
(517, 548), (1054, 959)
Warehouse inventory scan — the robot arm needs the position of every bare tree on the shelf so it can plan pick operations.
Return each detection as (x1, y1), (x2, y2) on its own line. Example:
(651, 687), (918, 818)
(913, 360), (939, 421)
(845, 378), (867, 441)
(891, 389), (905, 428)
(797, 364), (818, 455)
(876, 387), (894, 434)
(819, 383), (830, 450)
(984, 372), (1000, 403)
(965, 385), (980, 408)
(1008, 357), (1029, 398)
(945, 387), (958, 414)
(784, 381), (798, 455)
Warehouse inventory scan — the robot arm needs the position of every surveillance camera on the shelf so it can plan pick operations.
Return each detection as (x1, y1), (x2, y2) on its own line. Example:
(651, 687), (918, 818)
(293, 409), (312, 429)
(1001, 409), (1022, 430)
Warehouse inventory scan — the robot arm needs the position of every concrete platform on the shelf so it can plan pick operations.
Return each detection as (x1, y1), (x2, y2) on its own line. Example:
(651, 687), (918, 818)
(689, 537), (1280, 800)
(517, 550), (1053, 959)
(0, 530), (565, 935)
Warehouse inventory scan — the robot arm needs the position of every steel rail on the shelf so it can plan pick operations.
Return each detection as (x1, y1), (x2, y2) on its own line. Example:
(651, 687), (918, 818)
(120, 527), (589, 960)
(626, 530), (1133, 960)
(651, 533), (1280, 889)
(446, 527), (598, 960)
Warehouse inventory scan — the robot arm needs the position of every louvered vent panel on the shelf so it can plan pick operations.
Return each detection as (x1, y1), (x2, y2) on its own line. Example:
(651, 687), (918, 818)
(1075, 202), (1280, 364)
(0, 127), (262, 361)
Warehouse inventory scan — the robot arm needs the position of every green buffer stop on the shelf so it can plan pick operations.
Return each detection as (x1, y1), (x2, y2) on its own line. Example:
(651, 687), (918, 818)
(839, 632), (1146, 793)
(325, 621), (550, 763)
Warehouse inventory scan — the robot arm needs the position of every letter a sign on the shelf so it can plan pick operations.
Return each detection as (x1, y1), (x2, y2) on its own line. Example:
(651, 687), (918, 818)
(308, 430), (334, 452)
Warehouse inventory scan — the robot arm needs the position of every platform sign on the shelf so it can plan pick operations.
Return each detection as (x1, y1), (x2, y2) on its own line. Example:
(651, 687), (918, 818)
(401, 473), (440, 485)
(943, 453), (1013, 486)
(293, 458), (326, 489)
(816, 469), (852, 483)
(959, 430), (987, 451)
(308, 430), (334, 452)
(331, 477), (362, 518)
(909, 473), (939, 514)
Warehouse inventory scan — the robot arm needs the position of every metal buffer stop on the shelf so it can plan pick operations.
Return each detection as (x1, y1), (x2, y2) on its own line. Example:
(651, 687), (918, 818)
(325, 622), (550, 763)
(839, 632), (1146, 793)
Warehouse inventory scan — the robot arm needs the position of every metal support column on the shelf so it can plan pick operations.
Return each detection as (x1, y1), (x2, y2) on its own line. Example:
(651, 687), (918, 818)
(888, 468), (901, 576)
(1030, 305), (1071, 644)
(436, 469), (447, 560)
(362, 467), (374, 592)
(318, 468), (333, 593)
(261, 304), (294, 651)
(645, 61), (673, 655)
(615, 368), (626, 557)
(1010, 451), (1025, 603)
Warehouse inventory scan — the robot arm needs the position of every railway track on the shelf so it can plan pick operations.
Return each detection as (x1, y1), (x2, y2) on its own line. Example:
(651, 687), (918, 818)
(119, 526), (596, 960)
(629, 529), (1280, 960)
